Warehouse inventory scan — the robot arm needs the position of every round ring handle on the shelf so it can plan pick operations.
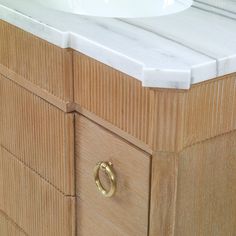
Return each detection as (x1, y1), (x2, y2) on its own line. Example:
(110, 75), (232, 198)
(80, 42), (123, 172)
(93, 161), (117, 198)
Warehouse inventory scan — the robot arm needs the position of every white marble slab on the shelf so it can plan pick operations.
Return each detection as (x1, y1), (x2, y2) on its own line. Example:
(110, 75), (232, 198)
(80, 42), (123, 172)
(194, 0), (236, 19)
(0, 0), (235, 89)
(126, 6), (236, 77)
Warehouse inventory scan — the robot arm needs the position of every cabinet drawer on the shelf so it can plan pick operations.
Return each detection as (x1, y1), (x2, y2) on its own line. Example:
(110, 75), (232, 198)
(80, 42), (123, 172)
(0, 75), (74, 195)
(75, 115), (151, 236)
(0, 146), (75, 236)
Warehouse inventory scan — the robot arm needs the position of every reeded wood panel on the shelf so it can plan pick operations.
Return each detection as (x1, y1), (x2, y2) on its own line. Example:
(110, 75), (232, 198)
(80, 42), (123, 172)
(0, 20), (73, 102)
(151, 74), (236, 152)
(0, 210), (27, 236)
(0, 146), (75, 236)
(0, 75), (75, 195)
(174, 130), (236, 236)
(182, 75), (236, 149)
(73, 52), (152, 146)
(73, 51), (236, 152)
(75, 114), (151, 236)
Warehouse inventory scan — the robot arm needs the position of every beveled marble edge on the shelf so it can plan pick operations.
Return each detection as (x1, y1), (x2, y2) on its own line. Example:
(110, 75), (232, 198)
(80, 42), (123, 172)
(0, 0), (235, 89)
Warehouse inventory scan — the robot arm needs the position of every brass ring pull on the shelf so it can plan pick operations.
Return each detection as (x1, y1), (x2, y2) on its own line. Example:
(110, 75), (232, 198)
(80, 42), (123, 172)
(94, 161), (117, 198)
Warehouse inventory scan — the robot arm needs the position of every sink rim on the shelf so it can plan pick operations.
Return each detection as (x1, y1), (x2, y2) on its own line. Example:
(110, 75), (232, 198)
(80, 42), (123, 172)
(34, 0), (193, 18)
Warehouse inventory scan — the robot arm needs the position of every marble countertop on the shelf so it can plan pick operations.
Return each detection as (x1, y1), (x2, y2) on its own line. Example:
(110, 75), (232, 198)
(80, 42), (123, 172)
(0, 0), (236, 89)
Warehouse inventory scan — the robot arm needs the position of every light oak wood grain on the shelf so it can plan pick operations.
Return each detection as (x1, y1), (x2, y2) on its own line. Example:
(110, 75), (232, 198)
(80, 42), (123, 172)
(149, 152), (178, 236)
(0, 20), (73, 102)
(0, 63), (72, 112)
(174, 131), (236, 236)
(0, 210), (27, 236)
(75, 114), (151, 236)
(0, 75), (75, 195)
(73, 51), (152, 148)
(0, 145), (75, 236)
(150, 131), (236, 236)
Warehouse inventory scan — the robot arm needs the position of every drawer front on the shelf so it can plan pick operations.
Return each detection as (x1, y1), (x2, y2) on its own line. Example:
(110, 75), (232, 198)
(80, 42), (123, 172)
(0, 75), (74, 195)
(0, 210), (26, 236)
(0, 20), (73, 102)
(0, 146), (75, 236)
(75, 115), (151, 236)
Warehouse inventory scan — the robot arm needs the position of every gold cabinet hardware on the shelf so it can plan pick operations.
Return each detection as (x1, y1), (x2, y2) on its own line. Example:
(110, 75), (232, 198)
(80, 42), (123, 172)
(93, 161), (117, 198)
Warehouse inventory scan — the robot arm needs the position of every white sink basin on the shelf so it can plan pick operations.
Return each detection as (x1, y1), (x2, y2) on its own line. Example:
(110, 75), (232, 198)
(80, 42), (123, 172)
(34, 0), (193, 18)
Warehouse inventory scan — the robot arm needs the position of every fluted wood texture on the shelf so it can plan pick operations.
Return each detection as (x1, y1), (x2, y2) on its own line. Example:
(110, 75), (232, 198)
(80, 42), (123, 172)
(0, 146), (75, 236)
(73, 53), (236, 152)
(73, 52), (152, 146)
(1, 21), (236, 153)
(0, 20), (73, 102)
(151, 74), (236, 152)
(0, 75), (75, 195)
(0, 210), (27, 236)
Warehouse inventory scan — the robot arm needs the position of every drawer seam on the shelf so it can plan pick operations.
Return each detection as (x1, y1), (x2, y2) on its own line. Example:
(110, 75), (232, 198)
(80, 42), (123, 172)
(0, 209), (29, 236)
(0, 144), (75, 197)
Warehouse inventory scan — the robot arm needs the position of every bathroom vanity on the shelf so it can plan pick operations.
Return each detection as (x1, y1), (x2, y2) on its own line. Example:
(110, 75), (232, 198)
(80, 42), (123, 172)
(0, 0), (236, 235)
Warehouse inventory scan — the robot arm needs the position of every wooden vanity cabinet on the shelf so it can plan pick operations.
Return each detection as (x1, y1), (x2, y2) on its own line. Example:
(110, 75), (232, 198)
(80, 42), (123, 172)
(1, 21), (236, 236)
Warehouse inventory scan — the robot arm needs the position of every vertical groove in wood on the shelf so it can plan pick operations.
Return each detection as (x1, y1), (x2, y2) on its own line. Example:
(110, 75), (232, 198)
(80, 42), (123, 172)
(0, 75), (74, 195)
(0, 146), (75, 236)
(0, 20), (73, 102)
(73, 52), (152, 146)
(150, 74), (236, 152)
(182, 74), (236, 149)
(0, 209), (28, 236)
(150, 90), (185, 152)
(74, 52), (236, 152)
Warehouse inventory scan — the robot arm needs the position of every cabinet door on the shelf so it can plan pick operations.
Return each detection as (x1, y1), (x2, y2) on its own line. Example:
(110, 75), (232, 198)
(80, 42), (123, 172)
(75, 114), (151, 236)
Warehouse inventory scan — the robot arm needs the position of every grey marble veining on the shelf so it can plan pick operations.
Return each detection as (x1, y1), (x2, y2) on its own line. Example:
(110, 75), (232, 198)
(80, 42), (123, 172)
(194, 0), (236, 19)
(0, 0), (235, 89)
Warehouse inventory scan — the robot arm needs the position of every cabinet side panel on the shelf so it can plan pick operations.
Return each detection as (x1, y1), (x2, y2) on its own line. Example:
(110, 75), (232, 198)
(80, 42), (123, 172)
(182, 74), (236, 149)
(150, 73), (236, 152)
(175, 131), (236, 236)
